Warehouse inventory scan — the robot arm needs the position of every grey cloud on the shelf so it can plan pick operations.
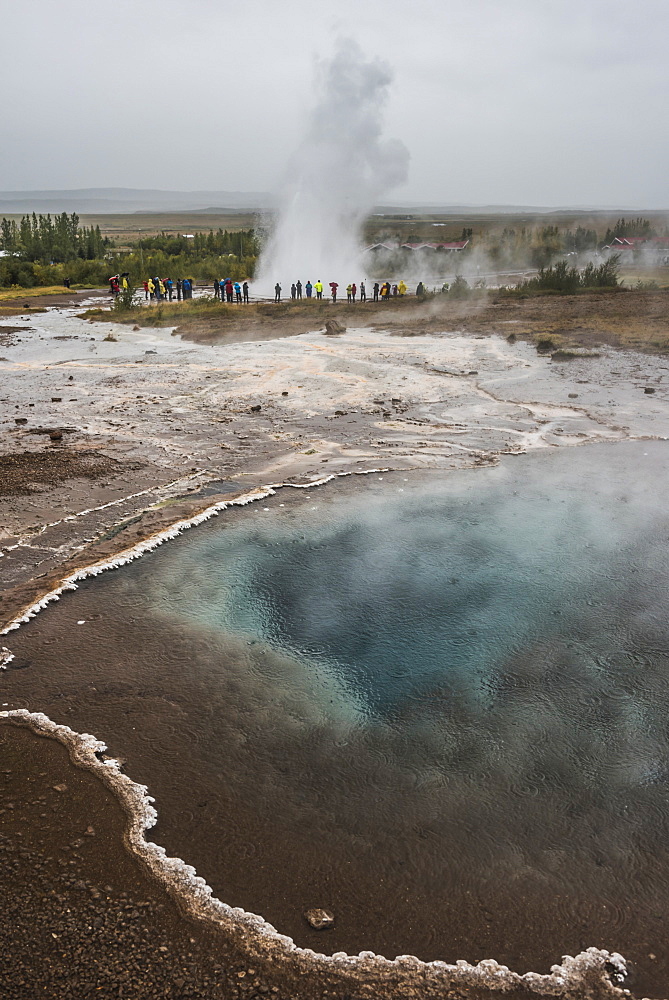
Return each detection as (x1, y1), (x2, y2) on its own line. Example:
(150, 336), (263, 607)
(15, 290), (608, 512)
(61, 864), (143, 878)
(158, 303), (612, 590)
(1, 0), (667, 206)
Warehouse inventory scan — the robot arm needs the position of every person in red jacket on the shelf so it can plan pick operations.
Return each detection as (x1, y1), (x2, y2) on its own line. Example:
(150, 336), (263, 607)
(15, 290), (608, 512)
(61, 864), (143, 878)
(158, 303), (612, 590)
(225, 279), (234, 303)
(329, 281), (338, 303)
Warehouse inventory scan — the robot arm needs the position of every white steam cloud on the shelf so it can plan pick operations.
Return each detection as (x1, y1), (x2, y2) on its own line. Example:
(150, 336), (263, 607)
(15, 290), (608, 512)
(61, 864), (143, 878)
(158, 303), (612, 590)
(255, 40), (409, 293)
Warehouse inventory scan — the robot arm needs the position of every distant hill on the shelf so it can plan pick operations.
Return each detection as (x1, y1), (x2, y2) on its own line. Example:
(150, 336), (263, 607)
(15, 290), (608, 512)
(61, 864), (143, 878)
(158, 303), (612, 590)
(0, 190), (664, 217)
(0, 188), (272, 214)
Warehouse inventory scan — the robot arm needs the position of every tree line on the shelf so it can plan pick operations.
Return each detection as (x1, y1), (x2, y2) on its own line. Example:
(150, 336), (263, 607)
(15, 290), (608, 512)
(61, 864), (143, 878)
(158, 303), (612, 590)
(136, 228), (260, 258)
(0, 220), (259, 288)
(0, 213), (110, 263)
(603, 217), (656, 244)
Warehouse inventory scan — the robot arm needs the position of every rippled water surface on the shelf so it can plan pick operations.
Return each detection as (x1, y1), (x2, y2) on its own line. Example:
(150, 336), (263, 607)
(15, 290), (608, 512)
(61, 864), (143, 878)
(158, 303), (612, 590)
(5, 441), (669, 996)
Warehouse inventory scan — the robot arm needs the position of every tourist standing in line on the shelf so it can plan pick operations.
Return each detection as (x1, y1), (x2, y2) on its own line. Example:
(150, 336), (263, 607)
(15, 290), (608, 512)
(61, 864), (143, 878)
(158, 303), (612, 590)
(346, 283), (352, 303)
(234, 281), (242, 303)
(143, 280), (149, 300)
(214, 279), (220, 300)
(243, 280), (249, 303)
(351, 282), (357, 303)
(360, 281), (366, 302)
(398, 280), (407, 296)
(147, 278), (155, 300)
(275, 282), (282, 302)
(226, 279), (234, 302)
(373, 282), (379, 302)
(305, 280), (313, 298)
(330, 281), (338, 303)
(315, 280), (323, 300)
(176, 279), (182, 301)
(181, 278), (190, 299)
(291, 283), (297, 300)
(296, 280), (302, 299)
(416, 281), (425, 297)
(154, 277), (162, 301)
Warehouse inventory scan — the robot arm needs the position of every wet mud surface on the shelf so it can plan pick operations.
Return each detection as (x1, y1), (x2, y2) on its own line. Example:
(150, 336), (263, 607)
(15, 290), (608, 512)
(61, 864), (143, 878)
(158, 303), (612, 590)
(0, 722), (326, 1000)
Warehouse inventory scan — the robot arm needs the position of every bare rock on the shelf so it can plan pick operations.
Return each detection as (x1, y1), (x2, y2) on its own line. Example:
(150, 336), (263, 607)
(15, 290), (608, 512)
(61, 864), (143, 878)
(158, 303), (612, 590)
(304, 907), (335, 930)
(324, 319), (346, 336)
(644, 386), (656, 394)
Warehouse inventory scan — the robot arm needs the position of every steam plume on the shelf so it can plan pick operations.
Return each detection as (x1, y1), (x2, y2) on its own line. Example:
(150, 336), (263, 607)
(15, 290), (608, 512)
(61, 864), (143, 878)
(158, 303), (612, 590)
(255, 40), (409, 293)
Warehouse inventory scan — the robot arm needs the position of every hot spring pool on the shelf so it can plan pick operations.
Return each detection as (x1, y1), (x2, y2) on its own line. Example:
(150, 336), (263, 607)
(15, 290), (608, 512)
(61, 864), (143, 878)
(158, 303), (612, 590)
(4, 440), (669, 995)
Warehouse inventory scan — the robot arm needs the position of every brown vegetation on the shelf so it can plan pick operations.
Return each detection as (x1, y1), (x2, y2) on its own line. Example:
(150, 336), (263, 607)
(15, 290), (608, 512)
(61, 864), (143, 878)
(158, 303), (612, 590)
(82, 286), (669, 355)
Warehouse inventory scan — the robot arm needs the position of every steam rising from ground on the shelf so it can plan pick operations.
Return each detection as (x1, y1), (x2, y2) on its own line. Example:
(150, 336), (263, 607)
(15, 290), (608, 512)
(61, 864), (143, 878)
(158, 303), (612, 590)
(255, 40), (409, 294)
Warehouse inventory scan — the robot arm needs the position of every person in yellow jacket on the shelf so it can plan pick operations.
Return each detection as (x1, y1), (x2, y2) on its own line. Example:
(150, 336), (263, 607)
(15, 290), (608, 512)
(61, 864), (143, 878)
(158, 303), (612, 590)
(147, 278), (155, 300)
(398, 280), (407, 296)
(314, 280), (323, 300)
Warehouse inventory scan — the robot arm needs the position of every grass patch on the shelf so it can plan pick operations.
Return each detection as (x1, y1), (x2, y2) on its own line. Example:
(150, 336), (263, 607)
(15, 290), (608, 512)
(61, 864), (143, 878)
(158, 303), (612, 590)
(0, 285), (74, 301)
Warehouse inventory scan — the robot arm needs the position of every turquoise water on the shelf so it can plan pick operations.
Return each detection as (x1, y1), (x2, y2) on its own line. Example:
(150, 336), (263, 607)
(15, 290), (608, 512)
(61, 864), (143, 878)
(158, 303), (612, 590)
(156, 443), (669, 735)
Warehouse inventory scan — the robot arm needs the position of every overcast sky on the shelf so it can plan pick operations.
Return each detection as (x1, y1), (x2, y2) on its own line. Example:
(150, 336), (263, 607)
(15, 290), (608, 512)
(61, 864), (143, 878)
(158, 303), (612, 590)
(2, 0), (667, 207)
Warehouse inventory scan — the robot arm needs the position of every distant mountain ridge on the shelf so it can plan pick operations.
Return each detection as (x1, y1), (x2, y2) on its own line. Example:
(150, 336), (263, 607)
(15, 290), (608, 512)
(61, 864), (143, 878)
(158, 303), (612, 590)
(0, 188), (272, 214)
(0, 189), (664, 216)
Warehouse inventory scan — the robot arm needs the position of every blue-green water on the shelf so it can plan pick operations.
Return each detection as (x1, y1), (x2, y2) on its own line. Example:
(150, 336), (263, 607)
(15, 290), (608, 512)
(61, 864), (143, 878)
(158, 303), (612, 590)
(5, 441), (669, 993)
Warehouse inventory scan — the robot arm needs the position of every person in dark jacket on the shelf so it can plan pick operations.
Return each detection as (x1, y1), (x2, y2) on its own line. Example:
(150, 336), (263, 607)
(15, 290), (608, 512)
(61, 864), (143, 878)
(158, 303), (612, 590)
(243, 281), (249, 303)
(296, 280), (302, 299)
(373, 282), (379, 302)
(291, 283), (297, 300)
(214, 279), (220, 300)
(275, 282), (281, 302)
(305, 280), (313, 298)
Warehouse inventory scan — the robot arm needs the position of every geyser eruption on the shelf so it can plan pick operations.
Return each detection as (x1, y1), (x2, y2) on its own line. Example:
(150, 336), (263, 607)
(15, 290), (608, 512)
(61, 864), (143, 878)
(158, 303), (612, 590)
(256, 40), (409, 293)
